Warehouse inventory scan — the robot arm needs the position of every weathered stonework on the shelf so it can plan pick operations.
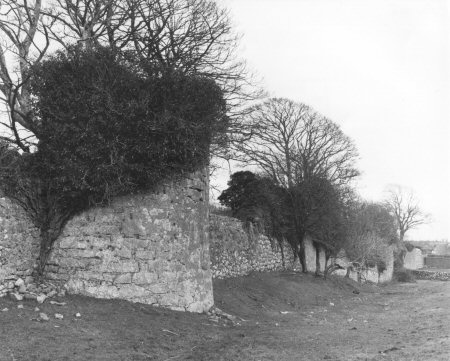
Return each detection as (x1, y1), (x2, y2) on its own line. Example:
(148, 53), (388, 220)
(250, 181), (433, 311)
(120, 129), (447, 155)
(404, 248), (424, 270)
(209, 215), (330, 279)
(209, 215), (393, 284)
(43, 172), (213, 312)
(0, 196), (40, 297)
(209, 215), (288, 278)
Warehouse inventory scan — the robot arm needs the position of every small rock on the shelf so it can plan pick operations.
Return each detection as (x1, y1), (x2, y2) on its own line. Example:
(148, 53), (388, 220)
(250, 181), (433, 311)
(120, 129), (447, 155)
(9, 293), (24, 301)
(17, 304), (24, 309)
(47, 290), (57, 298)
(14, 278), (25, 287)
(27, 284), (37, 293)
(1, 308), (8, 312)
(49, 301), (66, 306)
(37, 294), (47, 304)
(209, 315), (219, 323)
(34, 307), (40, 312)
(24, 294), (37, 301)
(75, 313), (81, 318)
(18, 284), (27, 294)
(54, 313), (64, 320)
(25, 276), (34, 284)
(329, 302), (335, 306)
(39, 313), (50, 321)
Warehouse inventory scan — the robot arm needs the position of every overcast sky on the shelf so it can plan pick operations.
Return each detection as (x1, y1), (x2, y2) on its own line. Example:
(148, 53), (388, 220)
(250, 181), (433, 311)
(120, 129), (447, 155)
(214, 0), (450, 241)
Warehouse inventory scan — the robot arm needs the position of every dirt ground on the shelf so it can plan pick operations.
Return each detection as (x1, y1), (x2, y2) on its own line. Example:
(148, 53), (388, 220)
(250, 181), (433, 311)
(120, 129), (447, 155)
(0, 272), (449, 361)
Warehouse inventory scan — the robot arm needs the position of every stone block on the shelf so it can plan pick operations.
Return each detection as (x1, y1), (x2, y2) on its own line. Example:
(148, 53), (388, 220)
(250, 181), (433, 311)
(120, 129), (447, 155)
(147, 283), (168, 294)
(123, 238), (149, 250)
(133, 272), (158, 285)
(115, 248), (132, 259)
(70, 249), (97, 258)
(135, 250), (155, 260)
(75, 271), (105, 281)
(117, 284), (149, 298)
(58, 237), (88, 249)
(121, 218), (147, 237)
(89, 238), (111, 249)
(101, 261), (139, 273)
(60, 258), (91, 269)
(114, 273), (132, 284)
(160, 271), (178, 282)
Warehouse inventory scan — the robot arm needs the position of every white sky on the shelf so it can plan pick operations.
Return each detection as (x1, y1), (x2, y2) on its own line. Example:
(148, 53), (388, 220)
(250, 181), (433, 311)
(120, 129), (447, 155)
(214, 0), (450, 241)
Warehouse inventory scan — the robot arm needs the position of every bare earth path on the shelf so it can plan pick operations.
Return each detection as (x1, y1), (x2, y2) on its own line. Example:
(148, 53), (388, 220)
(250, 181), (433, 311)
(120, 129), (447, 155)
(0, 272), (449, 360)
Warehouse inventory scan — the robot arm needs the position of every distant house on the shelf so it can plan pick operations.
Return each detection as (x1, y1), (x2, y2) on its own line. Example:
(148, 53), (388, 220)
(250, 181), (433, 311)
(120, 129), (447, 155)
(406, 240), (450, 270)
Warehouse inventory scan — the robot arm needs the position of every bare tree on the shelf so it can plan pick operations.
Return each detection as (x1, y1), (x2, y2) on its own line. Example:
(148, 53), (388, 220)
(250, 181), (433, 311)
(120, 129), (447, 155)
(0, 0), (258, 154)
(235, 98), (359, 271)
(384, 185), (429, 268)
(0, 0), (55, 151)
(43, 0), (128, 49)
(236, 98), (359, 188)
(120, 0), (260, 154)
(385, 185), (428, 243)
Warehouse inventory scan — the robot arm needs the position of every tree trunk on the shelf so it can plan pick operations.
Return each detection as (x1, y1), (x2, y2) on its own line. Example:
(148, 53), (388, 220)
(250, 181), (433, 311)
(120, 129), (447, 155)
(345, 267), (351, 278)
(36, 227), (56, 280)
(315, 244), (321, 276)
(299, 238), (307, 273)
(394, 232), (407, 269)
(279, 240), (286, 269)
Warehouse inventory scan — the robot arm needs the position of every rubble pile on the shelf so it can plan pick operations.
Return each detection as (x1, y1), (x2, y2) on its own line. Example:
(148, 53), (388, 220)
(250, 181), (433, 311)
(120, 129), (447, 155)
(0, 276), (66, 302)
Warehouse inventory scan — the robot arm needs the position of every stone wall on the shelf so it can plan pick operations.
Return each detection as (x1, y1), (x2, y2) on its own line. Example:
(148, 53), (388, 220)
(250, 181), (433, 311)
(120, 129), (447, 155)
(424, 255), (450, 269)
(210, 214), (394, 284)
(412, 269), (450, 281)
(0, 196), (40, 297)
(44, 172), (213, 312)
(209, 215), (290, 279)
(404, 248), (424, 270)
(210, 215), (331, 279)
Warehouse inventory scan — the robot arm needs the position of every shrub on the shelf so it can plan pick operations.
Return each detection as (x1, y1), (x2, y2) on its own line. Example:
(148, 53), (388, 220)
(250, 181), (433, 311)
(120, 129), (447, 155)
(394, 268), (416, 283)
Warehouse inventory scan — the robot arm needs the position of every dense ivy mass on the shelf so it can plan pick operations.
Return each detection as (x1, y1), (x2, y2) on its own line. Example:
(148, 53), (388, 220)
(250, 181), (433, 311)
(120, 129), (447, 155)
(0, 46), (228, 275)
(30, 47), (227, 201)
